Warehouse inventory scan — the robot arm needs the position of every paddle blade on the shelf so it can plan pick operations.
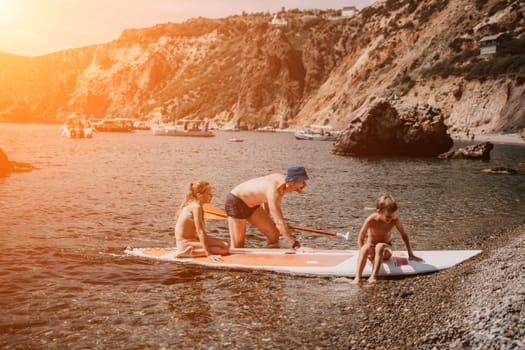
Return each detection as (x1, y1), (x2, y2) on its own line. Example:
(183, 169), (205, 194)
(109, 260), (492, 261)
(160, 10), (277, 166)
(203, 203), (228, 219)
(337, 232), (350, 240)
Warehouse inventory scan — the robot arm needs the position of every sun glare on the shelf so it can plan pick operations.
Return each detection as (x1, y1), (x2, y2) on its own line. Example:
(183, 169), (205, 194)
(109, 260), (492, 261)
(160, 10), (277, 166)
(0, 0), (17, 24)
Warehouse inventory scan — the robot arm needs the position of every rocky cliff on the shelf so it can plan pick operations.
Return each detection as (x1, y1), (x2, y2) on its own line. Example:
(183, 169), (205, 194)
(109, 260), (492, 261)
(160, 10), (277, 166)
(0, 0), (523, 134)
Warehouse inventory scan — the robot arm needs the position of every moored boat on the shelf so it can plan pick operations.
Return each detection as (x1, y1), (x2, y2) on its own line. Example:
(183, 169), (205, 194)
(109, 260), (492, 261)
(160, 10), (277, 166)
(133, 121), (151, 130)
(92, 118), (134, 132)
(62, 124), (94, 138)
(257, 126), (276, 132)
(62, 113), (94, 138)
(294, 125), (339, 141)
(152, 120), (214, 137)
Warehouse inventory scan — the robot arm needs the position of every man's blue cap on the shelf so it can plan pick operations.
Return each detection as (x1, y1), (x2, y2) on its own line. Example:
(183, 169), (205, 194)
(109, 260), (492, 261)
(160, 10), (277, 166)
(285, 165), (309, 182)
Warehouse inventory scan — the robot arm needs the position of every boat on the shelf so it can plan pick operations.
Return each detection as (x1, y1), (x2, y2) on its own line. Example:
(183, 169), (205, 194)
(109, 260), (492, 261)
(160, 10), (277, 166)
(92, 118), (134, 132)
(61, 113), (94, 138)
(152, 120), (214, 137)
(125, 247), (482, 278)
(257, 126), (276, 132)
(228, 138), (245, 142)
(294, 125), (340, 141)
(62, 124), (94, 139)
(132, 121), (151, 130)
(221, 126), (240, 132)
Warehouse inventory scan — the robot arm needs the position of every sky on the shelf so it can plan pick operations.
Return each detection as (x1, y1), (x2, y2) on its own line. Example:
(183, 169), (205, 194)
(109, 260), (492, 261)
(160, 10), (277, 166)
(0, 0), (375, 56)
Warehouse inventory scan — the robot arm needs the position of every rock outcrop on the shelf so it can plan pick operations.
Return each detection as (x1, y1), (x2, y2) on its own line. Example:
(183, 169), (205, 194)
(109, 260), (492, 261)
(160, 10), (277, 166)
(438, 142), (494, 160)
(0, 148), (13, 176)
(332, 99), (453, 157)
(0, 148), (37, 177)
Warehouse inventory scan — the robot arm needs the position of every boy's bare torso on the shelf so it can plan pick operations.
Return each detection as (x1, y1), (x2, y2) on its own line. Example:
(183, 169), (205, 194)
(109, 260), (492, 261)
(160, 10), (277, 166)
(366, 213), (397, 246)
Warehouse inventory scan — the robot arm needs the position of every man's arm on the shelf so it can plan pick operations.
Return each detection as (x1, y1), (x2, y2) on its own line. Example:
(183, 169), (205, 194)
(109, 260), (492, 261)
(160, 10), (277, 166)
(266, 191), (297, 246)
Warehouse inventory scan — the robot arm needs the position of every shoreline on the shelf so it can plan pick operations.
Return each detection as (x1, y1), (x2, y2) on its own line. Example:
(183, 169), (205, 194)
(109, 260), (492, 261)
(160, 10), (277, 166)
(451, 132), (525, 146)
(346, 223), (525, 349)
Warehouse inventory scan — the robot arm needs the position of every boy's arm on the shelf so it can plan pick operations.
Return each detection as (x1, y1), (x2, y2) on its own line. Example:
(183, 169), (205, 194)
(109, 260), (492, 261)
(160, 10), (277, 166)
(356, 218), (370, 248)
(394, 219), (422, 261)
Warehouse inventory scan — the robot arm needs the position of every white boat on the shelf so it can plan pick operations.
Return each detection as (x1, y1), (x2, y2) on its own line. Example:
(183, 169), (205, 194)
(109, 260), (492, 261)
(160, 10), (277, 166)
(152, 120), (214, 137)
(62, 125), (93, 138)
(294, 125), (339, 141)
(257, 126), (276, 132)
(92, 118), (134, 132)
(132, 121), (151, 130)
(61, 113), (94, 138)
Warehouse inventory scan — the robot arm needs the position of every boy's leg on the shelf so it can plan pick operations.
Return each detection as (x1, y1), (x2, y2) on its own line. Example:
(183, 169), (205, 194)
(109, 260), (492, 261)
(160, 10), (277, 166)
(354, 245), (372, 283)
(369, 243), (389, 282)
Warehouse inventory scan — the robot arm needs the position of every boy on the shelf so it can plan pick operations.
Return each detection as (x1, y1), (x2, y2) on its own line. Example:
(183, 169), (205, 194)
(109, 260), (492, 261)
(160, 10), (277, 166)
(354, 194), (422, 283)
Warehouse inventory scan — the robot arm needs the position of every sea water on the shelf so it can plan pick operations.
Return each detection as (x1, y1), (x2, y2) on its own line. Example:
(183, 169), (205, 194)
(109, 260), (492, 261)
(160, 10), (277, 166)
(1, 123), (524, 348)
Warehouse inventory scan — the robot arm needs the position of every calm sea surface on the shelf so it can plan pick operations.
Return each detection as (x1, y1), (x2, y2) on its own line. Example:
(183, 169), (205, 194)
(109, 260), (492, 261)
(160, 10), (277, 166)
(1, 123), (524, 348)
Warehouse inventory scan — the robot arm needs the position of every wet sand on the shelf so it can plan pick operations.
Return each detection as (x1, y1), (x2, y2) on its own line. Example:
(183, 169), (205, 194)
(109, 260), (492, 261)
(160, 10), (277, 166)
(344, 224), (525, 349)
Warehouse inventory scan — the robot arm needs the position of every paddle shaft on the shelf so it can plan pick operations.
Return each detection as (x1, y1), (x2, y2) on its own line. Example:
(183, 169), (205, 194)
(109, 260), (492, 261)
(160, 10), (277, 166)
(203, 203), (349, 239)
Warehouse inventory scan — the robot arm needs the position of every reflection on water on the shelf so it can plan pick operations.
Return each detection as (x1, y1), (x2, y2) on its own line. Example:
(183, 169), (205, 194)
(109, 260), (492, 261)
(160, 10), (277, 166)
(0, 123), (524, 348)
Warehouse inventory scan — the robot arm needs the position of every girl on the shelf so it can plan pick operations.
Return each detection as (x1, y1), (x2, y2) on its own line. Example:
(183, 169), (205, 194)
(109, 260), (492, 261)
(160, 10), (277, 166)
(174, 181), (229, 260)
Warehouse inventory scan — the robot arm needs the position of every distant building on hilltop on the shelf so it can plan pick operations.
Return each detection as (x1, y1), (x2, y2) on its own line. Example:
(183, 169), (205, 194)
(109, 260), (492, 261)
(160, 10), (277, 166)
(479, 33), (506, 55)
(342, 6), (358, 17)
(270, 15), (287, 26)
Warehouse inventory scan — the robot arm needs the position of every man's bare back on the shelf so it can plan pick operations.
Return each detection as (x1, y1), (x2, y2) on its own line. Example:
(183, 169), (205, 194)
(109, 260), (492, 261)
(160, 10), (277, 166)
(230, 173), (285, 208)
(225, 166), (309, 249)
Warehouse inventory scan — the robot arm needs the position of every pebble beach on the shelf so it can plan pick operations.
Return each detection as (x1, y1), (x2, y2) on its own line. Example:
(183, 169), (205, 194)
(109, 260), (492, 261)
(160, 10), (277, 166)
(345, 224), (525, 349)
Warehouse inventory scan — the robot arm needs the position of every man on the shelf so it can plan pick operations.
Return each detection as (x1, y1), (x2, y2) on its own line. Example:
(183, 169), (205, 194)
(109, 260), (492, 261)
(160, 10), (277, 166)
(225, 165), (308, 249)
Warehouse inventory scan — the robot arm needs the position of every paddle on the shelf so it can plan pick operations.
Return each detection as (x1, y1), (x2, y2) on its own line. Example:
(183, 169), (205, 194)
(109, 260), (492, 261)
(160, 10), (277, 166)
(203, 203), (350, 240)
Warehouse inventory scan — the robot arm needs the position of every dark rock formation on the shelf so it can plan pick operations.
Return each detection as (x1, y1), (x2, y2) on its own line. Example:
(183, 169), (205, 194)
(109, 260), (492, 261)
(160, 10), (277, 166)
(0, 148), (36, 177)
(0, 148), (13, 176)
(332, 99), (453, 157)
(438, 142), (494, 160)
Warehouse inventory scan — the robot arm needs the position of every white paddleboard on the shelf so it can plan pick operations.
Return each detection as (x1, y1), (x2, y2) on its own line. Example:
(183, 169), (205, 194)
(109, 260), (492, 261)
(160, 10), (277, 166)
(125, 247), (481, 277)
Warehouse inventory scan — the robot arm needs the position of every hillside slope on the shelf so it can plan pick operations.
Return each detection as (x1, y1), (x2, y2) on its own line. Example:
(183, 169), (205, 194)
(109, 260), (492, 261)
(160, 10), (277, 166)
(0, 0), (523, 134)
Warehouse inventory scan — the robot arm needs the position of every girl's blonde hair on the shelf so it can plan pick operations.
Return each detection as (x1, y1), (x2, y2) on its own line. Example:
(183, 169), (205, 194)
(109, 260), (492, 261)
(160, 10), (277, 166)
(174, 181), (211, 221)
(376, 193), (398, 212)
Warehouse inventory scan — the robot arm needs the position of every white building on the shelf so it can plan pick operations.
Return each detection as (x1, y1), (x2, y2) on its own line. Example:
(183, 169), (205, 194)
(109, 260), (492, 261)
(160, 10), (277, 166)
(342, 6), (358, 17)
(270, 15), (287, 26)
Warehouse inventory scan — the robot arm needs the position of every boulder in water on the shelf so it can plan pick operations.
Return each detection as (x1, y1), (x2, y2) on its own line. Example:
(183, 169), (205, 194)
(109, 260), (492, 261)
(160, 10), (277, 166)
(0, 148), (14, 176)
(438, 142), (494, 160)
(0, 148), (36, 177)
(332, 98), (453, 157)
